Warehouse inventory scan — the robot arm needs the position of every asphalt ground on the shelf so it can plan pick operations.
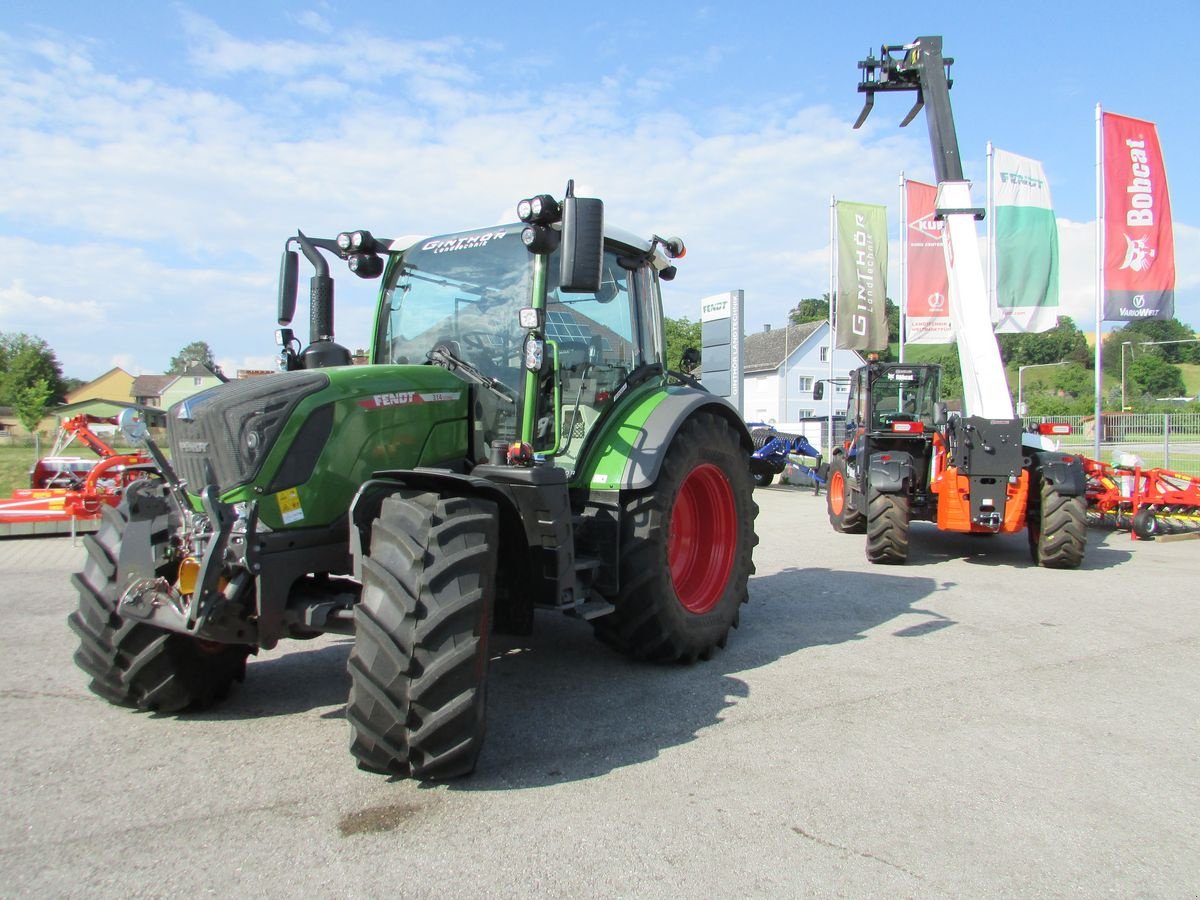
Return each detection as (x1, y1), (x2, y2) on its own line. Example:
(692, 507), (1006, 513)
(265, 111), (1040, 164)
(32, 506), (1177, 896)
(1, 486), (1198, 897)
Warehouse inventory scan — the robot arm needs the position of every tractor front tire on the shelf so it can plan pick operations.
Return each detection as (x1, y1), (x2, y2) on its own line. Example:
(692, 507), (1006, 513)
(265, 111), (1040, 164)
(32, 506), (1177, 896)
(68, 490), (250, 713)
(595, 412), (757, 662)
(827, 456), (865, 534)
(865, 487), (910, 564)
(1027, 479), (1087, 569)
(347, 492), (498, 780)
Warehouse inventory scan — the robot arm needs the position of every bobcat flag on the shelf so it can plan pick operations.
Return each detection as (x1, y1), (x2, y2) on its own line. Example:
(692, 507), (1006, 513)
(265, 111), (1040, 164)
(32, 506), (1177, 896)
(991, 148), (1060, 333)
(835, 201), (888, 351)
(904, 179), (951, 344)
(1101, 112), (1175, 321)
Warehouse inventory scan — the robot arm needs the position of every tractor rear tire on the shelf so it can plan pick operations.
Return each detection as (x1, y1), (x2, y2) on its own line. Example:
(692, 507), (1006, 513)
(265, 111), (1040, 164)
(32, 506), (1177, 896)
(827, 456), (865, 534)
(594, 412), (757, 662)
(68, 488), (251, 713)
(865, 487), (910, 564)
(347, 491), (498, 779)
(1027, 479), (1087, 569)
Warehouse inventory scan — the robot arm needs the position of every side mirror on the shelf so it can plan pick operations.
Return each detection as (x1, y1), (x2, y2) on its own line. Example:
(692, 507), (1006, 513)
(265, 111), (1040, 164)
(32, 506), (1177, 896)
(813, 381), (825, 401)
(935, 402), (948, 427)
(278, 249), (299, 326)
(559, 197), (603, 293)
(680, 347), (701, 374)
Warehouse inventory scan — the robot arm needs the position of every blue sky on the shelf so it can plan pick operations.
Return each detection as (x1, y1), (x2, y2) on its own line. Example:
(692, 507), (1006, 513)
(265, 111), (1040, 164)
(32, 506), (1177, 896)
(1, 1), (1197, 379)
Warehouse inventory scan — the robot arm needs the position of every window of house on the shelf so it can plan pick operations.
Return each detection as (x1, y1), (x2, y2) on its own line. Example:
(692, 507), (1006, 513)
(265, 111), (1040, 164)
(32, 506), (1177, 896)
(797, 376), (813, 392)
(819, 346), (828, 362)
(193, 377), (203, 386)
(797, 408), (814, 419)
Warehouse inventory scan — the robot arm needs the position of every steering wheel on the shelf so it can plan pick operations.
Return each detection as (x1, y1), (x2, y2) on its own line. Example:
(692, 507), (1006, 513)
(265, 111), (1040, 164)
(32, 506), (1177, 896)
(459, 331), (513, 367)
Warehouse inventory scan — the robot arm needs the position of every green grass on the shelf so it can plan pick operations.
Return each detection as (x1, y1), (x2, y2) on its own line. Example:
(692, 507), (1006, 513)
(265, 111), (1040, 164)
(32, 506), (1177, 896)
(0, 445), (39, 497)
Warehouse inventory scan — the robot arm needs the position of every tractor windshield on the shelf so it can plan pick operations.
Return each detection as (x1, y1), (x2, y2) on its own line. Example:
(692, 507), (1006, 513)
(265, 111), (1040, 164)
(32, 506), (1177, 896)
(869, 366), (941, 430)
(377, 224), (529, 393)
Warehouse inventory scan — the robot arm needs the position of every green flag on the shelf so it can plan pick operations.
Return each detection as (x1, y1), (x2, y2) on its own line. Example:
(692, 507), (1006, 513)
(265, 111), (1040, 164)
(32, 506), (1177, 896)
(835, 201), (888, 351)
(992, 148), (1059, 333)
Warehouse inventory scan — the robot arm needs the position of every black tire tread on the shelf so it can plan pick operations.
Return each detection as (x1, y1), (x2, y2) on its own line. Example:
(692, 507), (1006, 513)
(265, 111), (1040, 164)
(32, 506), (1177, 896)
(346, 492), (498, 780)
(1032, 480), (1087, 569)
(866, 488), (910, 564)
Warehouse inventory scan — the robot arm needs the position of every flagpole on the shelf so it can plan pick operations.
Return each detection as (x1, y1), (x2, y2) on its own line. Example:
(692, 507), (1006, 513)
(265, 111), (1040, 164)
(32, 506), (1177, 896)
(899, 172), (906, 363)
(828, 193), (836, 457)
(986, 141), (995, 324)
(1094, 104), (1104, 461)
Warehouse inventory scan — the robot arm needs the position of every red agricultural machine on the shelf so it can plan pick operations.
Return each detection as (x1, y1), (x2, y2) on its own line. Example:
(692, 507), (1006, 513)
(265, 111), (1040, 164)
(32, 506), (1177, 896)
(1083, 456), (1200, 540)
(0, 413), (151, 537)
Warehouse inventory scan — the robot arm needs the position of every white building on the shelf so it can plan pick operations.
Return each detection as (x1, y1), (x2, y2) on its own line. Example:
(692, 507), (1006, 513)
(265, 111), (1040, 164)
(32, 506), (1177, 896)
(743, 321), (865, 428)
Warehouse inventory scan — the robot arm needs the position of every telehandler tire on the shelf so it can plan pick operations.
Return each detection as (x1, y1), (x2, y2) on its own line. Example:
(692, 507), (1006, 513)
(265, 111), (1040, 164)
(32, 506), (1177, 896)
(68, 487), (250, 713)
(347, 491), (498, 779)
(865, 487), (910, 564)
(1027, 479), (1086, 569)
(827, 456), (865, 534)
(595, 412), (757, 663)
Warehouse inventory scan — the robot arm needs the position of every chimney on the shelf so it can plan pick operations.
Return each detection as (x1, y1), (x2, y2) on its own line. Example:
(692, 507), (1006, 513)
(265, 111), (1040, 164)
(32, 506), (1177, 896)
(763, 324), (772, 333)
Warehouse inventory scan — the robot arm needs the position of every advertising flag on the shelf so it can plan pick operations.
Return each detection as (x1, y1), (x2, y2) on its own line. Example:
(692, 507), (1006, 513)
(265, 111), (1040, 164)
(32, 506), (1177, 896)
(835, 201), (888, 351)
(992, 148), (1060, 333)
(904, 180), (952, 344)
(1102, 112), (1175, 321)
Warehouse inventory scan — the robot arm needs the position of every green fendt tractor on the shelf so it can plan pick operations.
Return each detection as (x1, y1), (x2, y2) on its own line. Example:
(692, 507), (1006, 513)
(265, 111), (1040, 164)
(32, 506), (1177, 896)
(68, 185), (759, 779)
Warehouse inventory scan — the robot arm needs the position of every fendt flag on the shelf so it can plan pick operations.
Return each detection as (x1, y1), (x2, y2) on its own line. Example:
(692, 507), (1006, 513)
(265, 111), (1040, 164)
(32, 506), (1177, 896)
(904, 180), (951, 344)
(1101, 112), (1175, 321)
(991, 148), (1060, 333)
(835, 201), (888, 351)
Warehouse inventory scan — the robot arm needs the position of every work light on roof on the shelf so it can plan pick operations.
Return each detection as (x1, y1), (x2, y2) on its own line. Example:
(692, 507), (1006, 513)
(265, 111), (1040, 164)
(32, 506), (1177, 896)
(517, 194), (561, 226)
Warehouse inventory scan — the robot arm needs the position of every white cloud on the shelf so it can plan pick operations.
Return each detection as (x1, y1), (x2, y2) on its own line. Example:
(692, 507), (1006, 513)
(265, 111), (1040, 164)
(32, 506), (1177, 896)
(0, 16), (1194, 385)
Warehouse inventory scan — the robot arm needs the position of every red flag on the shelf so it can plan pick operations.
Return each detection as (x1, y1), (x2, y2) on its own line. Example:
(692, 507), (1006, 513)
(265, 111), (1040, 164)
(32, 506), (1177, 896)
(1102, 112), (1175, 321)
(904, 180), (952, 343)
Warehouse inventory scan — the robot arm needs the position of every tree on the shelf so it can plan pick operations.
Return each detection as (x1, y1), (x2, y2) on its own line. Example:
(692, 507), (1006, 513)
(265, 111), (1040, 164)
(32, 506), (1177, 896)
(1128, 354), (1186, 399)
(0, 332), (68, 410)
(789, 297), (830, 324)
(662, 316), (701, 372)
(1102, 317), (1200, 374)
(169, 341), (224, 377)
(12, 378), (53, 453)
(998, 317), (1089, 368)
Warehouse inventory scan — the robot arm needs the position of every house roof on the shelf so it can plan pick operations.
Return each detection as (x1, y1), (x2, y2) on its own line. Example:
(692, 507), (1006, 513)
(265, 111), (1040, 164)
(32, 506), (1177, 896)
(131, 374), (175, 398)
(131, 364), (224, 399)
(743, 321), (825, 373)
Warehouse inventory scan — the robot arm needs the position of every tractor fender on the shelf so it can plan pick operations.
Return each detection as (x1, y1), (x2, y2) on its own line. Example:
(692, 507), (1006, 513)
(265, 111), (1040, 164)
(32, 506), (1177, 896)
(618, 389), (753, 491)
(867, 450), (914, 494)
(1032, 454), (1086, 497)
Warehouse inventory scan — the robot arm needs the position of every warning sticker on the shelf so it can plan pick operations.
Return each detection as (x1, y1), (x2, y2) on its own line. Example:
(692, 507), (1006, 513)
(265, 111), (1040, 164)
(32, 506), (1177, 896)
(276, 487), (304, 525)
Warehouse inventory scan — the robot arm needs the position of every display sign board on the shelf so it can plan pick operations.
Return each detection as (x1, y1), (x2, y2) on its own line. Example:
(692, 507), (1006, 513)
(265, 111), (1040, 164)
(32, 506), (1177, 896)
(700, 290), (743, 415)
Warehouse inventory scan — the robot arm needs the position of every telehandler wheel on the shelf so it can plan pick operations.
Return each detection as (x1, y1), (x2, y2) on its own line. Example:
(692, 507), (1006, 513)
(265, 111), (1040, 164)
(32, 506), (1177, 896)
(68, 485), (251, 713)
(865, 487), (910, 564)
(595, 412), (758, 663)
(827, 456), (866, 534)
(347, 491), (498, 780)
(1027, 479), (1087, 569)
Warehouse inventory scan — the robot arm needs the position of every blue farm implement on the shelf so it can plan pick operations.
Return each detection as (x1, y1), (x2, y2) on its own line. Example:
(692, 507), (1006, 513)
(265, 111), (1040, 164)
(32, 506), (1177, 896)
(748, 424), (826, 492)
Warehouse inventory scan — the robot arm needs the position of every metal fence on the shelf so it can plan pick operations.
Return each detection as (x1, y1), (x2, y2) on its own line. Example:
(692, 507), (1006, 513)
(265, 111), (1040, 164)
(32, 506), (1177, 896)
(799, 413), (1200, 477)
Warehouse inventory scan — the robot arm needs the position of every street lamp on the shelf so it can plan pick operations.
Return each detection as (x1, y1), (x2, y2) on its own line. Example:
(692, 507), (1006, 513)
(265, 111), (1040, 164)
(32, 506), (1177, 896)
(1017, 361), (1070, 416)
(1120, 341), (1134, 411)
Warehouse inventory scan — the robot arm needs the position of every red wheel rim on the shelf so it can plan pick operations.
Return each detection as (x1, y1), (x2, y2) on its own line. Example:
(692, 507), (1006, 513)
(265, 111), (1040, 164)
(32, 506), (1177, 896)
(669, 463), (737, 614)
(829, 470), (845, 515)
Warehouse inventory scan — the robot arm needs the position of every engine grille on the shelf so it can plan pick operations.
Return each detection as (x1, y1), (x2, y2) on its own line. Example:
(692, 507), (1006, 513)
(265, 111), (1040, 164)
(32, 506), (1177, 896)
(167, 371), (330, 493)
